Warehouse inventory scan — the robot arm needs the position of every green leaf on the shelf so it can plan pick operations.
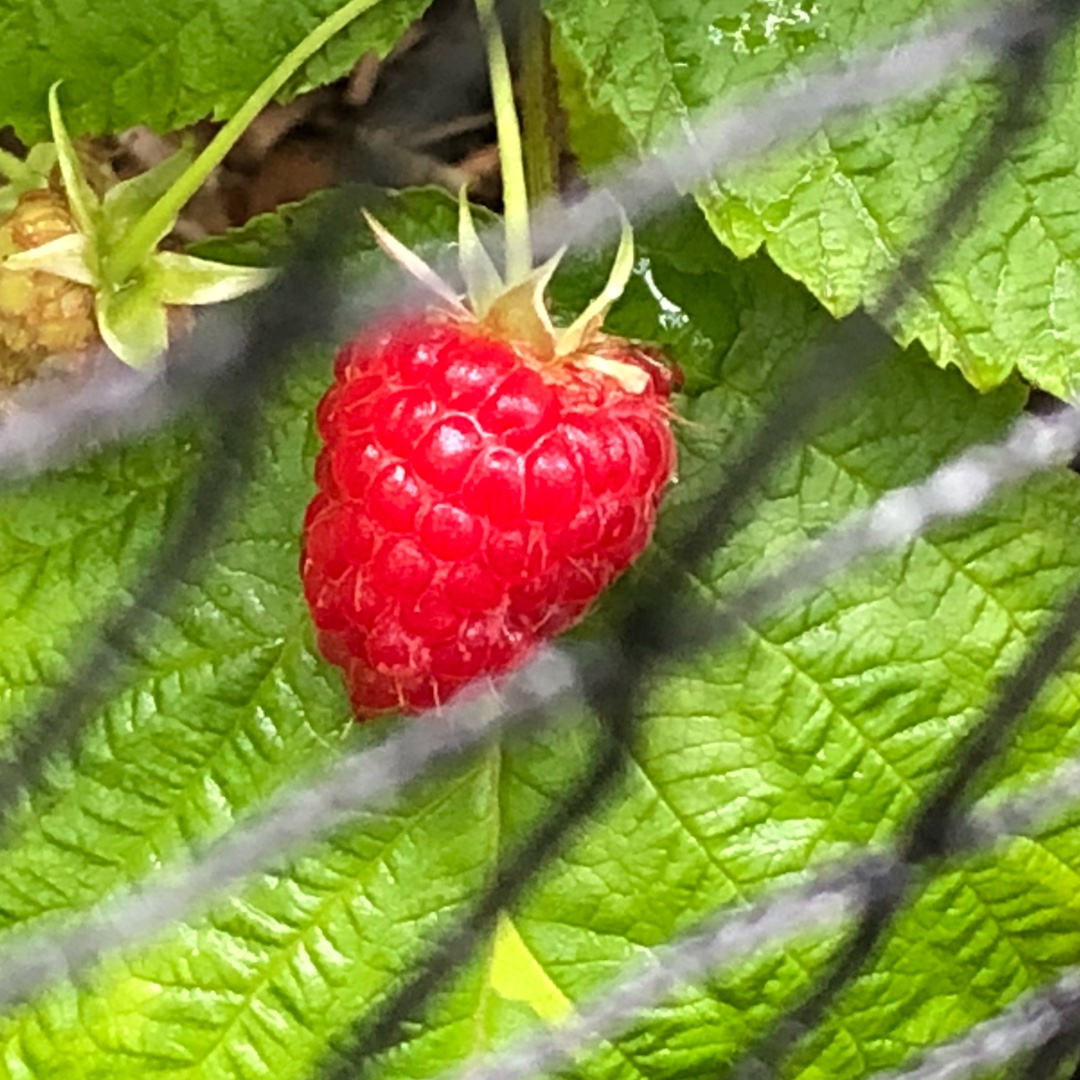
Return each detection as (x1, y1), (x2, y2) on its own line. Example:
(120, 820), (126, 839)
(0, 0), (433, 144)
(547, 0), (1080, 397)
(481, 247), (563, 357)
(0, 189), (497, 1080)
(479, 912), (573, 1048)
(528, 206), (1080, 1076)
(0, 190), (1079, 1080)
(84, 252), (271, 369)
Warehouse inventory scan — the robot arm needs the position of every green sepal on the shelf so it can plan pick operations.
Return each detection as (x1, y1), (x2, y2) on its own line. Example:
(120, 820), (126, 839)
(24, 143), (59, 182)
(366, 195), (639, 366)
(363, 209), (469, 316)
(458, 186), (504, 317)
(0, 145), (56, 189)
(100, 140), (196, 247)
(151, 251), (275, 305)
(95, 279), (168, 368)
(2, 233), (94, 284)
(555, 209), (634, 357)
(94, 250), (273, 367)
(48, 84), (101, 247)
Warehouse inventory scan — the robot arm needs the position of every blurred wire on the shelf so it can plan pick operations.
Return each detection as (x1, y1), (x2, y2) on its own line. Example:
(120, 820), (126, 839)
(867, 968), (1080, 1080)
(687, 402), (1080, 656)
(0, 3), (1074, 1080)
(726, 574), (1080, 1080)
(1016, 1029), (1080, 1080)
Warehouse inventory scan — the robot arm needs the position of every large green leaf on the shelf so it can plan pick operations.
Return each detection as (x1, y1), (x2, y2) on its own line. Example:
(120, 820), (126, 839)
(0, 191), (1078, 1080)
(546, 0), (1080, 398)
(0, 0), (431, 143)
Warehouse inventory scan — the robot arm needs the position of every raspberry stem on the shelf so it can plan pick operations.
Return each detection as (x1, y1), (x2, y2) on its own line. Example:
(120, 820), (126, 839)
(107, 0), (383, 285)
(518, 2), (557, 203)
(474, 0), (532, 284)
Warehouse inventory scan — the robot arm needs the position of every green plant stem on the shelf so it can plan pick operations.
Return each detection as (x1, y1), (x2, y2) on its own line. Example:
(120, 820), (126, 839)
(108, 0), (381, 283)
(475, 0), (532, 283)
(518, 2), (556, 204)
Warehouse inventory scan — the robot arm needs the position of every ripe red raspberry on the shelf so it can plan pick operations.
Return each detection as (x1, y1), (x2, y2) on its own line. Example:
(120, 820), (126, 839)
(302, 315), (677, 719)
